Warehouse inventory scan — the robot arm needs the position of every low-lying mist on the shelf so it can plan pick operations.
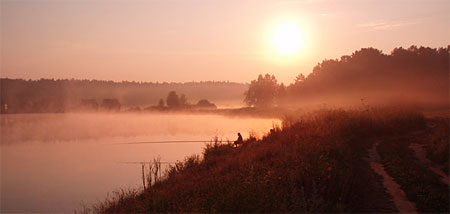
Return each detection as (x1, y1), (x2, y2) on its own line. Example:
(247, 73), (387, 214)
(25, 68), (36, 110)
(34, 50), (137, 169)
(0, 113), (280, 213)
(0, 113), (280, 144)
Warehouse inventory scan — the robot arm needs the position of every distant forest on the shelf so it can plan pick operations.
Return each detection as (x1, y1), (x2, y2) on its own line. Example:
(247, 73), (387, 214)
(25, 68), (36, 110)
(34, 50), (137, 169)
(245, 46), (449, 108)
(1, 46), (449, 113)
(0, 80), (247, 113)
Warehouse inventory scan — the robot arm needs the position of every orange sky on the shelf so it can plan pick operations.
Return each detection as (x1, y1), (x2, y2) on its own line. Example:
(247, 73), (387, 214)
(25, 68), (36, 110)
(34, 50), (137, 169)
(1, 0), (449, 84)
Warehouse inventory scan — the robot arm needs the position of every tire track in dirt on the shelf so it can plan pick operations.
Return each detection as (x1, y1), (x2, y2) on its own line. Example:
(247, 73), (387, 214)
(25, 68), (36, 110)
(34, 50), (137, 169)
(409, 143), (449, 185)
(368, 142), (417, 213)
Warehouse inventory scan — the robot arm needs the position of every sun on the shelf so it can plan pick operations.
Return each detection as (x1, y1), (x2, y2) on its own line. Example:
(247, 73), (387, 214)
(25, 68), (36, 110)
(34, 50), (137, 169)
(272, 22), (304, 56)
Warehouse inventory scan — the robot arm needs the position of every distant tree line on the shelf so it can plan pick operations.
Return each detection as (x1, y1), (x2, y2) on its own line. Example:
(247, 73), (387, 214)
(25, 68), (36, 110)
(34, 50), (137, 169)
(0, 79), (245, 113)
(2, 46), (448, 113)
(147, 91), (217, 111)
(80, 98), (121, 111)
(245, 46), (449, 108)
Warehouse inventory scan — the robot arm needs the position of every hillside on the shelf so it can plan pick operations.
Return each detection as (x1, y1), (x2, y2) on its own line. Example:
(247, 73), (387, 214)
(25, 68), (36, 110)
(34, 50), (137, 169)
(245, 46), (450, 109)
(91, 107), (449, 213)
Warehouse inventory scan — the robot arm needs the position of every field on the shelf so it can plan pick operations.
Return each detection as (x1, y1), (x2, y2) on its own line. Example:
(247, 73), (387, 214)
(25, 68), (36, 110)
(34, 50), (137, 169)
(88, 106), (449, 213)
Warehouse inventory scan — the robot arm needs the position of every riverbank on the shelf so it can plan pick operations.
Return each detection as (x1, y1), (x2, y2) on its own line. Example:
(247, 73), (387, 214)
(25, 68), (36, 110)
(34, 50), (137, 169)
(88, 107), (449, 213)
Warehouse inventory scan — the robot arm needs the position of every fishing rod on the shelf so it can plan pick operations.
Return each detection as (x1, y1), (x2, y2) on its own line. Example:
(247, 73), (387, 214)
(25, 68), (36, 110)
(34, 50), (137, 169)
(111, 140), (222, 145)
(118, 161), (176, 164)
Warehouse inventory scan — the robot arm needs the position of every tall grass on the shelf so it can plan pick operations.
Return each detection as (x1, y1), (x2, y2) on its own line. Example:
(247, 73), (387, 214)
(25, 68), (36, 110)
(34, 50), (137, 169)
(426, 117), (449, 174)
(94, 106), (427, 213)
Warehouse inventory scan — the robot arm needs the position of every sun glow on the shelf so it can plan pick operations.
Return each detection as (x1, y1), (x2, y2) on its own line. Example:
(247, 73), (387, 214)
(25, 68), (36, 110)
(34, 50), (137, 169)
(272, 22), (305, 56)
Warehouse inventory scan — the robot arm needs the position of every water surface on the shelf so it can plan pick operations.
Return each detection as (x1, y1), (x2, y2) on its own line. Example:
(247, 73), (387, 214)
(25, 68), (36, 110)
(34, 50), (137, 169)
(1, 113), (279, 212)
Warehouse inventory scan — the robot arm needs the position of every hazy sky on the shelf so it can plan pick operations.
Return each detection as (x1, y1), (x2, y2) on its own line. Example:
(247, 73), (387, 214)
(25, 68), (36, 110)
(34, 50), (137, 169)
(1, 0), (449, 84)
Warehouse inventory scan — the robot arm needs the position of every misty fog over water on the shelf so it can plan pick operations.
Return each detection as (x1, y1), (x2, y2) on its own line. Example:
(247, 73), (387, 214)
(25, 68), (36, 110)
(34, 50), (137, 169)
(0, 113), (280, 212)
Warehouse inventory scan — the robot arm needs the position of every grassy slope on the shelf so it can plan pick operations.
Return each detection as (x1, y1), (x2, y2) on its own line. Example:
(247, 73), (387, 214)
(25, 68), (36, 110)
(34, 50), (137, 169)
(94, 107), (444, 213)
(426, 117), (449, 175)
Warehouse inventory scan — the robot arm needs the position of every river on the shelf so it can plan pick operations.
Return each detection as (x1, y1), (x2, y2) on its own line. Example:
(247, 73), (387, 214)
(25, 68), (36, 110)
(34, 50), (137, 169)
(0, 113), (280, 212)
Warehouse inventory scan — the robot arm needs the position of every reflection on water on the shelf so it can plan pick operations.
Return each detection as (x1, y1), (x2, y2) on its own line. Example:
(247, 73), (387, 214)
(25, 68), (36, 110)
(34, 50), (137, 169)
(0, 113), (280, 212)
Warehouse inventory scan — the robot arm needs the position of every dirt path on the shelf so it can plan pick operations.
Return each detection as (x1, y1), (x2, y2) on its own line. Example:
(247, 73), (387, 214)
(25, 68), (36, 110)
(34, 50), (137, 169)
(409, 143), (449, 185)
(368, 142), (417, 213)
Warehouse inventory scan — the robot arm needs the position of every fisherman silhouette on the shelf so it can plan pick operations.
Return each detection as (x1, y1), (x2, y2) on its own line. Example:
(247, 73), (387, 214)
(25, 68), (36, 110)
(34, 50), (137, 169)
(234, 133), (243, 148)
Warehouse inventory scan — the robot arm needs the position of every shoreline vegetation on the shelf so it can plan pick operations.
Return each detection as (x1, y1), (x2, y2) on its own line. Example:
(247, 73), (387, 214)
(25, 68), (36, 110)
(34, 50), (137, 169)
(85, 106), (449, 213)
(2, 46), (448, 213)
(79, 44), (449, 212)
(2, 0), (450, 211)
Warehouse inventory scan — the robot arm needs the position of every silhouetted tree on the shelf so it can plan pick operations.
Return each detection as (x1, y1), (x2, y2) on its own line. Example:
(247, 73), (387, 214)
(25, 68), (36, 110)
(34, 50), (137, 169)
(196, 99), (217, 109)
(101, 99), (121, 111)
(157, 98), (165, 108)
(244, 74), (278, 108)
(294, 74), (305, 84)
(80, 99), (99, 111)
(287, 46), (449, 107)
(179, 94), (188, 106)
(1, 46), (448, 113)
(0, 100), (7, 114)
(0, 78), (247, 113)
(276, 83), (287, 106)
(166, 91), (180, 107)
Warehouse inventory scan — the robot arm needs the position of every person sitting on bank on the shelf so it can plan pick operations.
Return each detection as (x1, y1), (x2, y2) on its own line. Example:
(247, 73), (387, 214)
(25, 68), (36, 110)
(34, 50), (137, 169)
(234, 133), (243, 148)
